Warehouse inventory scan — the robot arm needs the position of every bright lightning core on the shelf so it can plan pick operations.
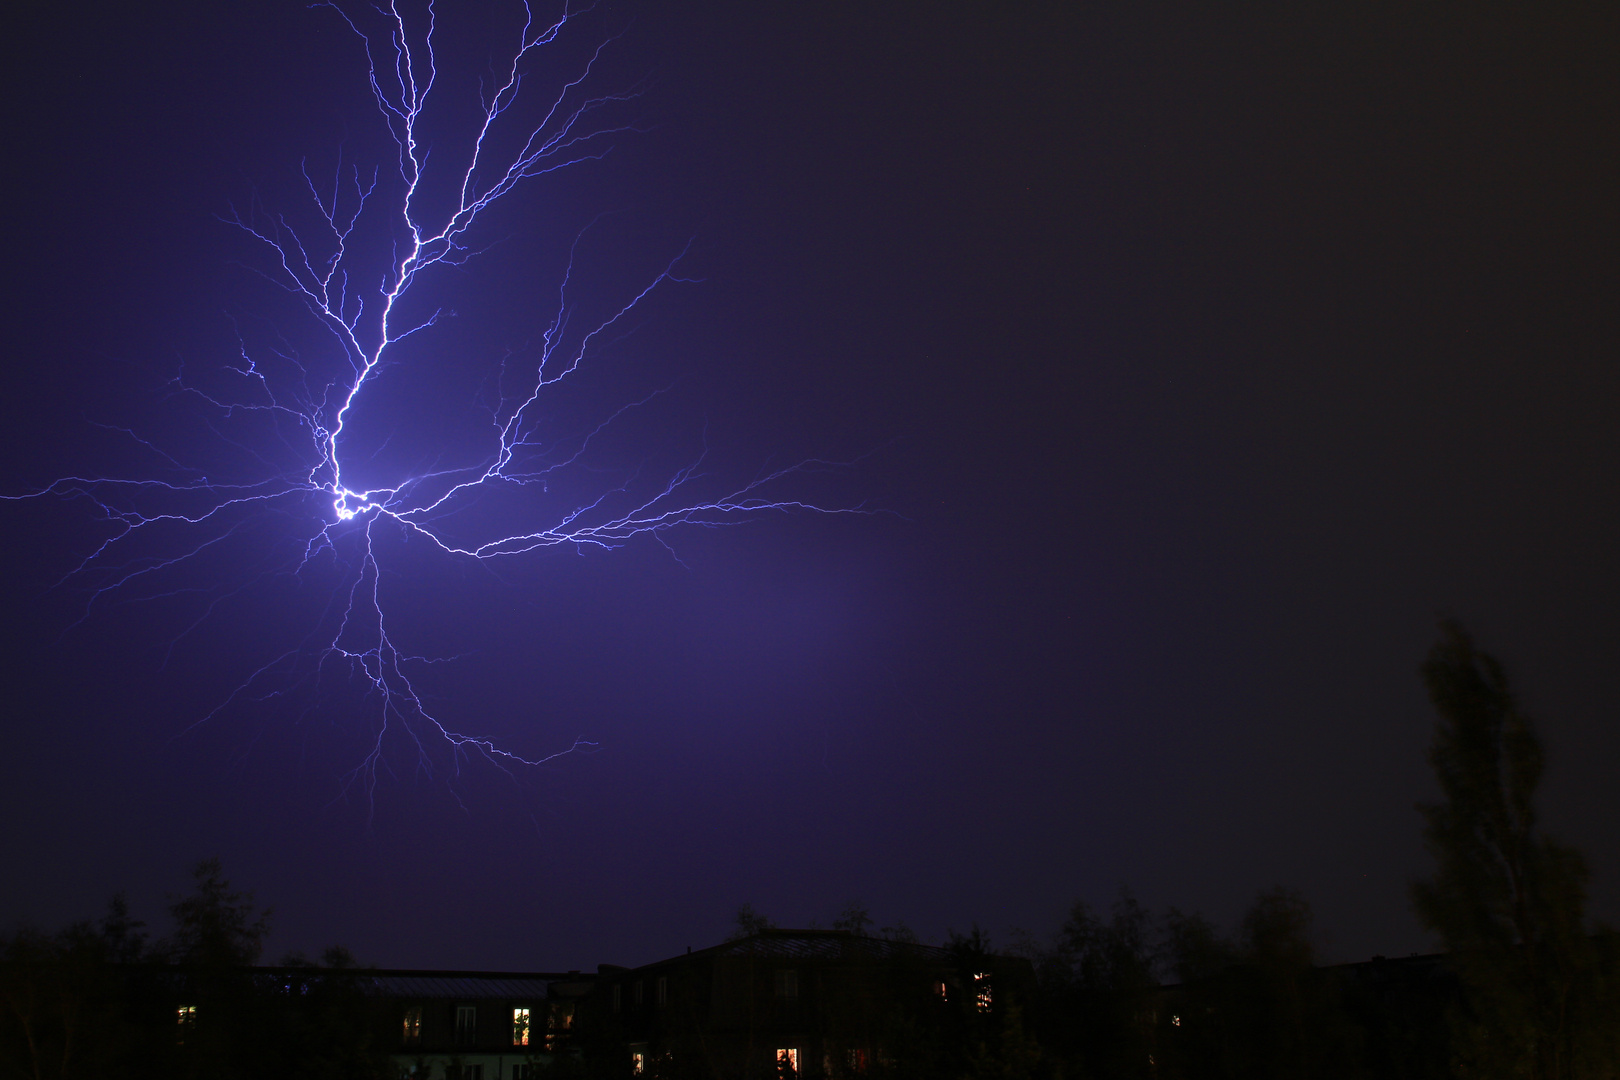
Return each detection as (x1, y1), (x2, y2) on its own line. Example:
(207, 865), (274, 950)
(10, 1), (856, 794)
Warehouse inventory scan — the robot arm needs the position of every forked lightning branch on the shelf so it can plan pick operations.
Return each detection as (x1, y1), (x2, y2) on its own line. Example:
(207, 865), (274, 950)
(8, 1), (857, 792)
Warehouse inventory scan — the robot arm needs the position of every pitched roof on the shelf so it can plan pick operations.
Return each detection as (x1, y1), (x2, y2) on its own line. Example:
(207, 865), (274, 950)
(239, 967), (589, 1000)
(362, 973), (555, 999)
(642, 929), (954, 968)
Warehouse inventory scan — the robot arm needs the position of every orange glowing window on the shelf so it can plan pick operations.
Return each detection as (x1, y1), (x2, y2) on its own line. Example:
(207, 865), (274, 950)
(513, 1006), (530, 1046)
(403, 1006), (422, 1044)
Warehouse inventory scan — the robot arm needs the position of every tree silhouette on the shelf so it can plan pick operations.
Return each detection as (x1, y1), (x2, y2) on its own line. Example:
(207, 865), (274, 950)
(165, 858), (270, 970)
(1412, 620), (1619, 1078)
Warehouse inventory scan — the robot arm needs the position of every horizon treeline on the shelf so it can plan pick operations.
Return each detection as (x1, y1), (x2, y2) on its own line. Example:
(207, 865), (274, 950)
(0, 857), (394, 1079)
(3, 623), (1618, 1079)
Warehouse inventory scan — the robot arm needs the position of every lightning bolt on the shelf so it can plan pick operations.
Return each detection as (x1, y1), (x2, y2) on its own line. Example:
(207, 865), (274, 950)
(7, 0), (866, 801)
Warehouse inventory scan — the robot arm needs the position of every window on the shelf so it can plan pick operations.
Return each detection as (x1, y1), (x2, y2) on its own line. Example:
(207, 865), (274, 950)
(773, 969), (798, 1000)
(847, 1048), (871, 1072)
(656, 976), (668, 1006)
(513, 1006), (530, 1046)
(633, 980), (644, 1006)
(776, 1047), (799, 1075)
(176, 1005), (196, 1044)
(513, 1066), (533, 1080)
(974, 972), (992, 1013)
(612, 984), (622, 1013)
(403, 1006), (422, 1044)
(1172, 1013), (1181, 1027)
(455, 1005), (477, 1046)
(545, 1001), (574, 1050)
(630, 1043), (648, 1074)
(932, 979), (948, 1001)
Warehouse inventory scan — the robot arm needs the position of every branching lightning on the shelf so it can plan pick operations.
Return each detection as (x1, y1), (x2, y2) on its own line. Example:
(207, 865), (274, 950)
(8, 0), (860, 796)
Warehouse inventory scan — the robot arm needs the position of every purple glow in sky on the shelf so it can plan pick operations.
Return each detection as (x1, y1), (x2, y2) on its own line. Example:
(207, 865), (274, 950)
(2, 0), (1617, 975)
(8, 0), (865, 795)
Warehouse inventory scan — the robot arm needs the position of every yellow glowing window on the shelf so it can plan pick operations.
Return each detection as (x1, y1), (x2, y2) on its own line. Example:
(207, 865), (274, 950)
(176, 1005), (196, 1044)
(777, 1047), (799, 1074)
(513, 1006), (530, 1046)
(403, 1006), (422, 1043)
(974, 972), (992, 1013)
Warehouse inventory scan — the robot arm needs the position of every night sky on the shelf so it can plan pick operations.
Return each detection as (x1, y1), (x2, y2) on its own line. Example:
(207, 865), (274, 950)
(3, 1), (1617, 974)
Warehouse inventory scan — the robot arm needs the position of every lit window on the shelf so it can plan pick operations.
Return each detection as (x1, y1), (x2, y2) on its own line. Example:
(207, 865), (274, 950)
(176, 1005), (196, 1043)
(774, 969), (798, 1000)
(1172, 1013), (1181, 1027)
(656, 976), (668, 1006)
(403, 1006), (422, 1044)
(630, 1043), (648, 1074)
(545, 1001), (575, 1051)
(777, 1047), (799, 1075)
(513, 1006), (530, 1046)
(455, 1005), (477, 1046)
(974, 972), (992, 1013)
(933, 980), (948, 1001)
